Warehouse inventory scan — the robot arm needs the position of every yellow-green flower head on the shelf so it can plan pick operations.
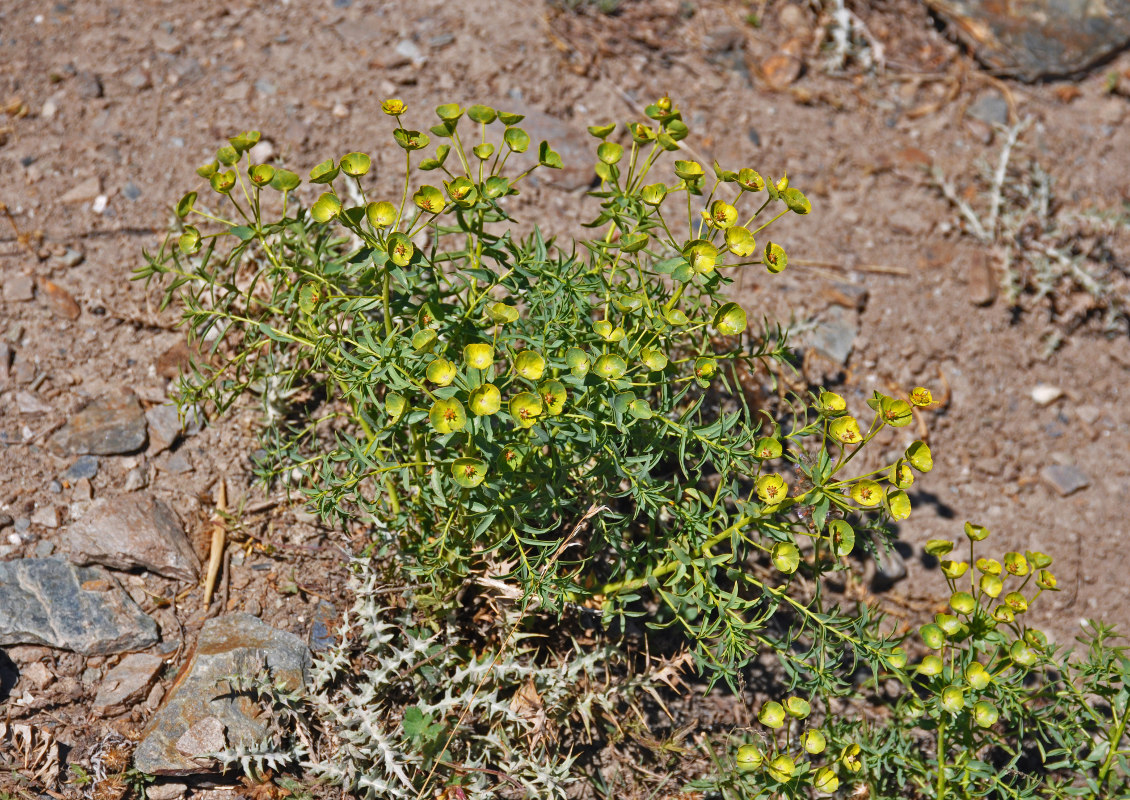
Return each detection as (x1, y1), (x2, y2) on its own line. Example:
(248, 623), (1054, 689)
(487, 302), (519, 324)
(451, 457), (487, 488)
(509, 392), (543, 428)
(538, 380), (567, 416)
(566, 347), (591, 377)
(974, 701), (999, 729)
(979, 573), (1003, 598)
(514, 350), (546, 381)
(965, 662), (990, 690)
(366, 200), (397, 228)
(801, 730), (826, 755)
(813, 768), (839, 794)
(468, 384), (501, 416)
(941, 685), (965, 714)
(767, 754), (795, 783)
(429, 397), (466, 434)
(829, 415), (862, 445)
(758, 701), (785, 729)
(463, 343), (494, 370)
(910, 386), (933, 407)
(1036, 569), (1058, 590)
(840, 743), (863, 773)
(734, 744), (763, 772)
(850, 479), (881, 506)
(737, 168), (764, 192)
(708, 200), (738, 229)
(1004, 551), (1029, 576)
(771, 541), (800, 574)
(426, 357), (457, 386)
(818, 391), (847, 415)
(381, 98), (406, 116)
(756, 473), (788, 504)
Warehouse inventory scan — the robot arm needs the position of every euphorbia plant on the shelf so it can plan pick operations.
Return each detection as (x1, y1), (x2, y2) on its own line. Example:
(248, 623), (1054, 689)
(139, 96), (936, 691)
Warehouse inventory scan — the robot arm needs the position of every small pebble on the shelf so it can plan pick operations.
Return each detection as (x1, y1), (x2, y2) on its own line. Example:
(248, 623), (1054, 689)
(48, 480), (63, 494)
(65, 455), (100, 481)
(1031, 385), (1063, 406)
(123, 182), (142, 201)
(14, 518), (31, 533)
(1041, 464), (1090, 496)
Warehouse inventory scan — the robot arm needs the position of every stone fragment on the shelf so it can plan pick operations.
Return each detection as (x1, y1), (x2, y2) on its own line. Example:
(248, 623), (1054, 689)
(308, 600), (338, 652)
(760, 40), (804, 91)
(872, 547), (908, 589)
(60, 176), (102, 205)
(968, 91), (1009, 126)
(967, 252), (997, 306)
(1041, 464), (1090, 496)
(74, 71), (104, 99)
(73, 477), (93, 501)
(39, 279), (81, 320)
(778, 3), (810, 34)
(808, 308), (857, 365)
(4, 274), (35, 302)
(30, 506), (59, 529)
(513, 109), (594, 191)
(1030, 384), (1063, 406)
(175, 716), (226, 764)
(22, 661), (54, 690)
(147, 783), (187, 800)
(50, 394), (148, 455)
(151, 30), (182, 54)
(0, 558), (158, 655)
(63, 493), (200, 582)
(0, 342), (10, 386)
(924, 0), (1130, 81)
(16, 391), (52, 415)
(65, 455), (100, 481)
(56, 248), (85, 268)
(93, 653), (165, 716)
(146, 403), (201, 454)
(821, 281), (869, 312)
(1076, 405), (1102, 425)
(124, 466), (149, 492)
(134, 613), (311, 775)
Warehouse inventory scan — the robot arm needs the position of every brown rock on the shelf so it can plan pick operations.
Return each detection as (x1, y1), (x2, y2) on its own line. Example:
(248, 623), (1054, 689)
(967, 251), (997, 306)
(39, 279), (81, 320)
(3, 274), (36, 302)
(60, 176), (102, 205)
(50, 394), (148, 455)
(63, 493), (200, 582)
(761, 38), (805, 91)
(93, 653), (165, 716)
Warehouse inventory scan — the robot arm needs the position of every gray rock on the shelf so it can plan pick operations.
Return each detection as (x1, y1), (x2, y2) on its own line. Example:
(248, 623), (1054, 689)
(50, 394), (147, 456)
(124, 466), (149, 492)
(1041, 464), (1090, 496)
(967, 91), (1009, 126)
(93, 653), (165, 716)
(0, 342), (10, 386)
(0, 557), (158, 655)
(925, 0), (1130, 81)
(33, 540), (54, 557)
(62, 494), (200, 582)
(134, 614), (311, 776)
(64, 455), (100, 481)
(809, 309), (857, 366)
(74, 71), (104, 100)
(57, 248), (85, 268)
(146, 403), (202, 454)
(175, 716), (226, 765)
(872, 547), (908, 589)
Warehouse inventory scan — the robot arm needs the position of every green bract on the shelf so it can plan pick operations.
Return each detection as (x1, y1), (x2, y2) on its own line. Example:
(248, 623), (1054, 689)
(463, 343), (494, 370)
(340, 152), (371, 177)
(468, 384), (501, 416)
(451, 457), (487, 488)
(514, 350), (546, 381)
(759, 701), (786, 729)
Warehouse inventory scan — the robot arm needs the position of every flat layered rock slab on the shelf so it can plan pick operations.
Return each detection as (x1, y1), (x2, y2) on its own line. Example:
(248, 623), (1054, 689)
(133, 614), (311, 776)
(0, 558), (158, 655)
(50, 394), (148, 456)
(925, 0), (1130, 81)
(63, 493), (200, 582)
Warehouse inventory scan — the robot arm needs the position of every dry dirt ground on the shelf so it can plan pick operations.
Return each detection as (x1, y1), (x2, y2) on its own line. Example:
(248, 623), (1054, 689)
(1, 0), (1129, 792)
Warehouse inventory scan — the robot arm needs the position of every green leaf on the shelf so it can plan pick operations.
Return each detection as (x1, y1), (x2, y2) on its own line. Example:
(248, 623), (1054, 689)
(504, 127), (530, 153)
(229, 225), (255, 241)
(587, 123), (615, 139)
(498, 111), (525, 125)
(393, 129), (430, 151)
(538, 141), (563, 169)
(309, 159), (339, 184)
(175, 192), (197, 218)
(467, 104), (497, 124)
(270, 169), (301, 192)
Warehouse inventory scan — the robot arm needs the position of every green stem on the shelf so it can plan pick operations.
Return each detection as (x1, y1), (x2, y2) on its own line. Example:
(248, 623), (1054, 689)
(937, 719), (947, 800)
(1099, 703), (1130, 792)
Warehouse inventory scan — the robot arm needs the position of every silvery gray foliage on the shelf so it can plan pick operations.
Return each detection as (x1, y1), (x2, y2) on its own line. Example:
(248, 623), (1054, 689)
(216, 559), (663, 798)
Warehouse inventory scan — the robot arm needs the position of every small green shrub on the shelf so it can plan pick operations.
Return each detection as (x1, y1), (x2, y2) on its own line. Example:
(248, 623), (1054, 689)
(138, 97), (1128, 798)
